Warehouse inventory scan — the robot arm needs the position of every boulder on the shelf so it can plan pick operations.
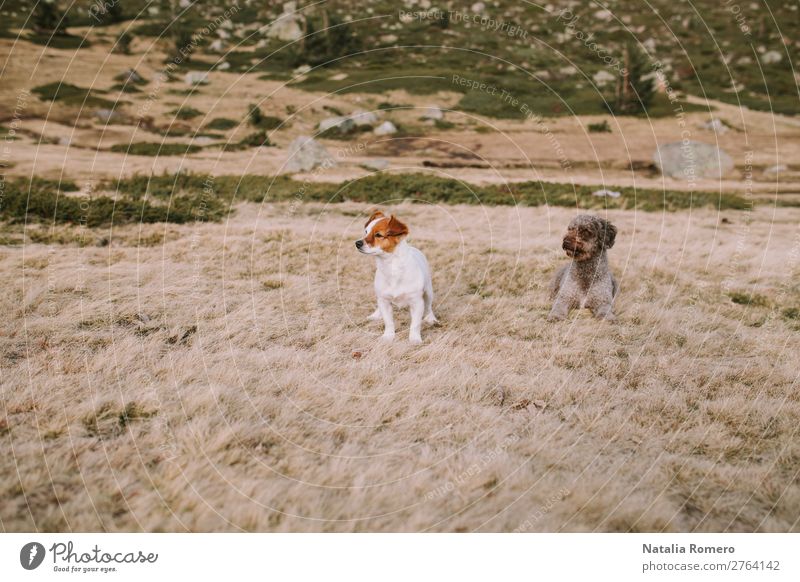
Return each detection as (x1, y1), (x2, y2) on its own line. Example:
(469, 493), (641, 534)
(373, 121), (398, 135)
(654, 141), (734, 180)
(284, 136), (335, 173)
(266, 2), (304, 42)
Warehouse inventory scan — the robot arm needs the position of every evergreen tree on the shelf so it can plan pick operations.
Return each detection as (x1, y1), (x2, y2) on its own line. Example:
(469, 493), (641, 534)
(612, 43), (656, 115)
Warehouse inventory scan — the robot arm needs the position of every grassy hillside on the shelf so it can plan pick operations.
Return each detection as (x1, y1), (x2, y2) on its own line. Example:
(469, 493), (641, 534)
(2, 0), (796, 116)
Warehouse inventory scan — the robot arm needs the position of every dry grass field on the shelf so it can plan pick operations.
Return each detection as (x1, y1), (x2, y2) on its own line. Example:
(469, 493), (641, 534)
(3, 201), (800, 532)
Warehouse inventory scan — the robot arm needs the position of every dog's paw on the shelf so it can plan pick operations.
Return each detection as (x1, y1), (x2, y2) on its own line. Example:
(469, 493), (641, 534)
(423, 313), (439, 326)
(409, 335), (423, 345)
(381, 332), (395, 342)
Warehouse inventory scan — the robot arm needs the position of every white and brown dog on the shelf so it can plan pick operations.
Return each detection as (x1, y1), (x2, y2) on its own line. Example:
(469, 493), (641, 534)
(356, 210), (437, 344)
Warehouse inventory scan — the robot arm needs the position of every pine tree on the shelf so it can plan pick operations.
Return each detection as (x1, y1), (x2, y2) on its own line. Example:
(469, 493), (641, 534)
(612, 43), (656, 115)
(33, 0), (68, 35)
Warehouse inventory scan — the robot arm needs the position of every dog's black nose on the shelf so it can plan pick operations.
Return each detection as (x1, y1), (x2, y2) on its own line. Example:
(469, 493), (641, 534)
(355, 240), (364, 249)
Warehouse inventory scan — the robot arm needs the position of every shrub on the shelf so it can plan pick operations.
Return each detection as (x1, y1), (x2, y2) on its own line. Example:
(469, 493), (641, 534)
(171, 106), (203, 120)
(588, 120), (611, 133)
(205, 117), (237, 130)
(32, 82), (115, 108)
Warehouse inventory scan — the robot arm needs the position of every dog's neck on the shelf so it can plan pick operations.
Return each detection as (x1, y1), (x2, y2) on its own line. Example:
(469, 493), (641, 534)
(572, 249), (609, 289)
(374, 240), (411, 274)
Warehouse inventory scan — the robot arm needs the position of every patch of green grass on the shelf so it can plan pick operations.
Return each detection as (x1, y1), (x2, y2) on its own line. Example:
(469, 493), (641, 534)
(108, 172), (749, 212)
(434, 119), (456, 130)
(204, 117), (238, 130)
(32, 82), (116, 108)
(729, 292), (770, 307)
(1, 177), (225, 226)
(110, 143), (202, 156)
(171, 106), (203, 120)
(26, 33), (89, 49)
(781, 307), (800, 320)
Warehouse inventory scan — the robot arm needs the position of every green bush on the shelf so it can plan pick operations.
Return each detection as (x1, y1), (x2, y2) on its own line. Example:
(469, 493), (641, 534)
(588, 120), (611, 133)
(171, 106), (203, 120)
(32, 82), (114, 107)
(205, 117), (238, 130)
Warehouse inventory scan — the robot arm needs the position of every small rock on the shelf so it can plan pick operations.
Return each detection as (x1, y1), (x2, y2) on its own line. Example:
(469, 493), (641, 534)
(329, 72), (348, 81)
(593, 70), (616, 87)
(318, 116), (355, 134)
(349, 110), (379, 127)
(700, 118), (728, 134)
(471, 1), (486, 13)
(421, 106), (444, 120)
(184, 71), (209, 86)
(208, 39), (226, 53)
(293, 64), (312, 76)
(761, 50), (782, 65)
(93, 108), (119, 123)
(360, 159), (390, 171)
(373, 121), (398, 135)
(380, 34), (398, 44)
(351, 351), (363, 359)
(763, 164), (787, 177)
(217, 61), (231, 71)
(121, 68), (144, 84)
(592, 189), (621, 198)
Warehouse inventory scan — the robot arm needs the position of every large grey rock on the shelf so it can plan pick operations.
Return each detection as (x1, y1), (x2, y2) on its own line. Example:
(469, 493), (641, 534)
(284, 136), (336, 173)
(654, 141), (734, 180)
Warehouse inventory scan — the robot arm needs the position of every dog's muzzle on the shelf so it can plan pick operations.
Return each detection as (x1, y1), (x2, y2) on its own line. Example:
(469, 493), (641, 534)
(562, 237), (579, 252)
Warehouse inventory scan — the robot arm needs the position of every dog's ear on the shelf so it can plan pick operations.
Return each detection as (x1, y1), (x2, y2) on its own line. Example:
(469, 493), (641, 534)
(364, 210), (385, 228)
(386, 215), (409, 237)
(601, 220), (617, 249)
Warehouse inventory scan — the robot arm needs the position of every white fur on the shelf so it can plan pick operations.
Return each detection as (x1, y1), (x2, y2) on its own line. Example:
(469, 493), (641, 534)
(357, 224), (436, 344)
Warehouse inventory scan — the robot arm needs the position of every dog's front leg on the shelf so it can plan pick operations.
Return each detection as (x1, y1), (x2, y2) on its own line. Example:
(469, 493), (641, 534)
(592, 302), (616, 322)
(409, 294), (424, 344)
(547, 294), (571, 321)
(377, 297), (395, 341)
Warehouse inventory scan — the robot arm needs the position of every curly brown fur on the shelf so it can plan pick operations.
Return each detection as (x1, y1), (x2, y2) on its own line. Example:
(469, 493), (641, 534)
(548, 214), (619, 321)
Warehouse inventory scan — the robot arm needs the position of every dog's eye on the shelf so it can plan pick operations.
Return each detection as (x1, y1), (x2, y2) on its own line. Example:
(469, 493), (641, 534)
(375, 233), (384, 238)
